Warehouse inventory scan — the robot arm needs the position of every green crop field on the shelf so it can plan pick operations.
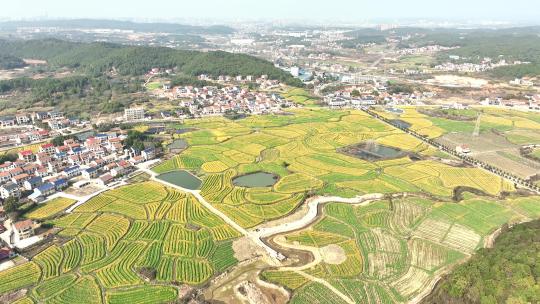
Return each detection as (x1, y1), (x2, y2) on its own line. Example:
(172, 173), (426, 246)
(146, 82), (162, 90)
(26, 197), (77, 220)
(0, 181), (240, 303)
(2, 108), (538, 303)
(375, 106), (540, 141)
(282, 88), (320, 106)
(262, 194), (540, 303)
(153, 108), (515, 229)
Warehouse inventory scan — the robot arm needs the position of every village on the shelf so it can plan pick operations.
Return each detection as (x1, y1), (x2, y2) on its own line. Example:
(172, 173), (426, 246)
(0, 125), (158, 260)
(145, 72), (295, 118)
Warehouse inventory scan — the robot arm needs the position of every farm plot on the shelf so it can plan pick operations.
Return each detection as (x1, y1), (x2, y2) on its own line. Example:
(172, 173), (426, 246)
(105, 285), (178, 304)
(154, 109), (516, 231)
(26, 197), (77, 220)
(0, 182), (240, 300)
(266, 192), (536, 303)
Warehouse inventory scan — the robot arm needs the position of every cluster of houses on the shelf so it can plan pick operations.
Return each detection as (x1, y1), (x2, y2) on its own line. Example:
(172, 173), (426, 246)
(198, 74), (281, 90)
(396, 45), (457, 56)
(0, 111), (81, 130)
(509, 78), (535, 87)
(0, 130), (156, 203)
(159, 85), (295, 116)
(325, 85), (436, 109)
(435, 58), (528, 73)
(480, 96), (540, 111)
(0, 110), (90, 151)
(325, 93), (377, 109)
(0, 127), (51, 150)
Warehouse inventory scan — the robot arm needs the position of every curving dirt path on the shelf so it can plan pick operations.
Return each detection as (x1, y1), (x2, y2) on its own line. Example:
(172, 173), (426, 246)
(252, 193), (385, 240)
(250, 193), (386, 304)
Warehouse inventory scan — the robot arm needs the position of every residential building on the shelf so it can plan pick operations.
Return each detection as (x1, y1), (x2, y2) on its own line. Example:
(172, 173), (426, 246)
(82, 167), (98, 179)
(11, 173), (31, 187)
(0, 247), (15, 261)
(23, 176), (43, 191)
(97, 174), (114, 186)
(18, 150), (35, 162)
(13, 220), (35, 240)
(0, 172), (11, 183)
(39, 143), (56, 155)
(62, 166), (81, 179)
(110, 166), (126, 177)
(53, 178), (68, 191)
(15, 114), (30, 125)
(0, 116), (15, 127)
(141, 147), (156, 161)
(124, 108), (145, 121)
(34, 183), (55, 197)
(0, 182), (20, 199)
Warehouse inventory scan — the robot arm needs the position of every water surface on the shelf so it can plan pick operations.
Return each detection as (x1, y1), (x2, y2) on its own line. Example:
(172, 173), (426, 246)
(233, 172), (279, 188)
(157, 170), (202, 190)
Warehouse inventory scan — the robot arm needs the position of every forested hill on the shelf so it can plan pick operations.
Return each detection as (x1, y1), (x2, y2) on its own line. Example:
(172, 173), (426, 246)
(0, 39), (302, 86)
(0, 19), (234, 35)
(422, 220), (540, 304)
(0, 54), (26, 69)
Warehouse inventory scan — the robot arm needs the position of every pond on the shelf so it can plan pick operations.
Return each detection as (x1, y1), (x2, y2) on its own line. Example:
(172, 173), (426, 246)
(157, 170), (202, 190)
(167, 139), (188, 151)
(232, 172), (279, 188)
(175, 128), (197, 135)
(390, 119), (411, 129)
(340, 141), (410, 161)
(386, 107), (404, 114)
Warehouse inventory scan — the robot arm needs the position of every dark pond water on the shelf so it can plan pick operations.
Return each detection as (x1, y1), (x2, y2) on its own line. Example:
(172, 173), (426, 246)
(157, 170), (202, 190)
(232, 172), (279, 188)
(390, 119), (412, 129)
(386, 107), (404, 114)
(340, 142), (409, 161)
(167, 139), (188, 150)
(175, 128), (197, 134)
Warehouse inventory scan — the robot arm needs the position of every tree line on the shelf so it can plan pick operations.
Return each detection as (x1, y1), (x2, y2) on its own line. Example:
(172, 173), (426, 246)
(423, 219), (540, 304)
(0, 39), (303, 86)
(0, 54), (26, 69)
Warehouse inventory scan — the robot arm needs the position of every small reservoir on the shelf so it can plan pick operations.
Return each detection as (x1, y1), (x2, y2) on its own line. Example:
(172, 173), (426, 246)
(157, 170), (202, 190)
(167, 139), (188, 153)
(390, 119), (411, 129)
(340, 141), (411, 161)
(232, 172), (279, 188)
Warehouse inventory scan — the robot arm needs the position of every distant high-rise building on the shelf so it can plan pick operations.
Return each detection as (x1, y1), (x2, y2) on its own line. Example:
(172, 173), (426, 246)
(290, 66), (300, 77)
(124, 108), (145, 121)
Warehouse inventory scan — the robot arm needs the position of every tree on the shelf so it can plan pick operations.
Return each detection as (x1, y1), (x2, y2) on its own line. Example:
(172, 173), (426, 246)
(351, 89), (361, 97)
(3, 196), (19, 213)
(52, 135), (65, 146)
(0, 153), (17, 165)
(124, 130), (149, 152)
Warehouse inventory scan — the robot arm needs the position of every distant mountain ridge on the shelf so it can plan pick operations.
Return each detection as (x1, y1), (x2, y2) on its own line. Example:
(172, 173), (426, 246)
(0, 19), (235, 35)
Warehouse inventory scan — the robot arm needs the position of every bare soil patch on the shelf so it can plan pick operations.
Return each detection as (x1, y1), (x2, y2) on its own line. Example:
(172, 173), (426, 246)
(437, 132), (540, 178)
(320, 244), (346, 265)
(233, 236), (267, 261)
(203, 259), (289, 304)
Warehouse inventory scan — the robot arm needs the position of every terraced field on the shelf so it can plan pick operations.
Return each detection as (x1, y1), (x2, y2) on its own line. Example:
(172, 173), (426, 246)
(263, 194), (540, 303)
(0, 182), (240, 303)
(26, 197), (77, 220)
(374, 106), (540, 140)
(153, 108), (514, 229)
(2, 108), (538, 304)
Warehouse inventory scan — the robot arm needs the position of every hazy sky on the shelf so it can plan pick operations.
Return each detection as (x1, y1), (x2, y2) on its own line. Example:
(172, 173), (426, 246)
(2, 0), (539, 24)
